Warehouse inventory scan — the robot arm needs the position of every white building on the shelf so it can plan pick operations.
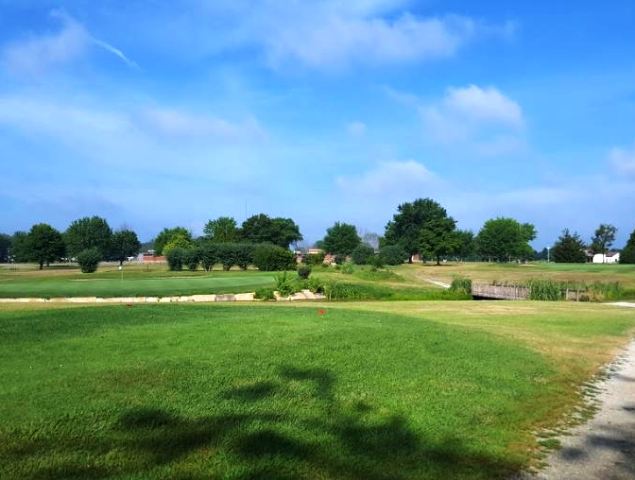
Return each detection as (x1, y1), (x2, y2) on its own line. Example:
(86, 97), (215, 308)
(592, 252), (620, 264)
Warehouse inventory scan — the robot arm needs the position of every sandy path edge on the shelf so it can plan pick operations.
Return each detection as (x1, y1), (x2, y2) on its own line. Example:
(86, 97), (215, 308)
(522, 338), (635, 479)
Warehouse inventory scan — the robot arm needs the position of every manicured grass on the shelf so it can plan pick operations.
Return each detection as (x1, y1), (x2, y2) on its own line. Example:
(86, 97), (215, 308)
(1, 302), (634, 479)
(0, 266), (275, 298)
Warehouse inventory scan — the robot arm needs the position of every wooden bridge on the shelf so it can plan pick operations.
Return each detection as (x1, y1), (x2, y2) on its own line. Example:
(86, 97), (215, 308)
(471, 283), (530, 300)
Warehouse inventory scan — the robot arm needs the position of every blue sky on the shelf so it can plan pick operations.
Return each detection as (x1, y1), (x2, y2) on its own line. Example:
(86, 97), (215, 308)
(1, 0), (634, 247)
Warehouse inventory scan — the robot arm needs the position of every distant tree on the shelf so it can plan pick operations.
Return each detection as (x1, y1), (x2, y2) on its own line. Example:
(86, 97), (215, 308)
(351, 244), (375, 265)
(65, 216), (113, 258)
(166, 247), (186, 271)
(162, 233), (193, 256)
(153, 227), (192, 255)
(476, 217), (536, 262)
(252, 244), (295, 271)
(26, 223), (66, 269)
(591, 224), (617, 260)
(322, 222), (361, 256)
(0, 234), (10, 263)
(111, 229), (141, 265)
(552, 229), (587, 263)
(203, 216), (239, 243)
(240, 214), (303, 248)
(379, 245), (408, 266)
(534, 248), (549, 261)
(453, 230), (475, 261)
(620, 229), (635, 264)
(384, 198), (456, 263)
(417, 205), (457, 265)
(9, 231), (30, 262)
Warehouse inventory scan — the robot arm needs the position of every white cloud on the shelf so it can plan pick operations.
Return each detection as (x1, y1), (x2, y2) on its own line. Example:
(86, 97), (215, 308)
(609, 144), (635, 175)
(140, 107), (266, 142)
(1, 10), (137, 75)
(443, 85), (523, 127)
(347, 121), (367, 137)
(420, 85), (524, 151)
(336, 160), (439, 196)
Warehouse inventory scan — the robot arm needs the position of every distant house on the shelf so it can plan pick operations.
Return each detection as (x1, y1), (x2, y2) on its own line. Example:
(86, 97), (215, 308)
(138, 252), (167, 264)
(592, 252), (620, 264)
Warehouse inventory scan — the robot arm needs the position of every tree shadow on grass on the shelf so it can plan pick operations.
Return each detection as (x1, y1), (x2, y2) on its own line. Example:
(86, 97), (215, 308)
(3, 365), (525, 480)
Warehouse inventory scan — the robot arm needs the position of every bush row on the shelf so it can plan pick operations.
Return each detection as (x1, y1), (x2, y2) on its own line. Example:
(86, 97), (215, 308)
(166, 243), (295, 272)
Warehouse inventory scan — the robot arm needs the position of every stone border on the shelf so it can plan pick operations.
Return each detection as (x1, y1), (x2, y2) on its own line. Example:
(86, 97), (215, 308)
(0, 290), (326, 304)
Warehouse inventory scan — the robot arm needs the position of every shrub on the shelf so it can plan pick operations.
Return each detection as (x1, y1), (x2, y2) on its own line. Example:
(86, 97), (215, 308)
(254, 287), (276, 301)
(351, 244), (375, 265)
(449, 276), (472, 295)
(334, 254), (347, 265)
(297, 264), (312, 279)
(304, 252), (325, 266)
(215, 243), (254, 271)
(379, 245), (408, 265)
(253, 244), (295, 271)
(184, 248), (200, 271)
(341, 262), (355, 274)
(166, 247), (186, 271)
(275, 271), (298, 297)
(307, 276), (325, 293)
(368, 254), (385, 269)
(199, 244), (218, 271)
(527, 279), (562, 301)
(76, 247), (101, 273)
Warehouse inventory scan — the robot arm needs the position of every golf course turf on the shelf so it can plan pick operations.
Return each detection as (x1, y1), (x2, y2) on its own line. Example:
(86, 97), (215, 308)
(1, 302), (634, 479)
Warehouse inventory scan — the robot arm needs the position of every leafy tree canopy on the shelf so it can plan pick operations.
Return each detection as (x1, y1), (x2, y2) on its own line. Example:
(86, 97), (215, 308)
(203, 216), (239, 243)
(384, 198), (456, 263)
(321, 222), (361, 256)
(620, 228), (635, 264)
(591, 224), (617, 255)
(476, 217), (536, 262)
(153, 227), (192, 255)
(163, 233), (193, 256)
(26, 223), (66, 269)
(0, 234), (11, 263)
(551, 229), (587, 263)
(111, 229), (142, 265)
(241, 214), (302, 249)
(65, 216), (113, 258)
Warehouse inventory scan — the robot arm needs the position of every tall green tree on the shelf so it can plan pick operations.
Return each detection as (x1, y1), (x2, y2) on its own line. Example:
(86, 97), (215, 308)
(111, 229), (142, 265)
(453, 230), (475, 261)
(0, 234), (10, 263)
(384, 198), (456, 263)
(9, 232), (30, 262)
(203, 216), (238, 243)
(552, 229), (586, 263)
(240, 214), (302, 248)
(476, 217), (536, 262)
(26, 223), (66, 269)
(153, 227), (192, 255)
(321, 222), (361, 256)
(65, 216), (113, 258)
(620, 228), (635, 264)
(418, 208), (457, 265)
(591, 224), (617, 258)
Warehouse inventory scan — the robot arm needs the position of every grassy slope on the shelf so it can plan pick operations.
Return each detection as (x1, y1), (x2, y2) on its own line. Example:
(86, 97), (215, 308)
(396, 262), (635, 290)
(1, 303), (634, 479)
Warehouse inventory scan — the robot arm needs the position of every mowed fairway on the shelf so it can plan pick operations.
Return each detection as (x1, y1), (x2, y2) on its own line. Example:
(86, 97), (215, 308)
(0, 265), (275, 298)
(1, 303), (634, 479)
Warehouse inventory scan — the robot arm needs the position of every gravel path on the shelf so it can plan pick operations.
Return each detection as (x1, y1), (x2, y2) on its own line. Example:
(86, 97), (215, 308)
(530, 339), (635, 480)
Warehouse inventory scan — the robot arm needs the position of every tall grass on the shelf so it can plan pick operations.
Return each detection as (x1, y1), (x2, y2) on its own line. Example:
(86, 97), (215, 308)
(449, 276), (472, 296)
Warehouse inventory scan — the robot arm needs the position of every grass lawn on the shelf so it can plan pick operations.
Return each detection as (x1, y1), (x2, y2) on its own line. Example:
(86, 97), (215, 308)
(0, 265), (276, 298)
(1, 302), (633, 479)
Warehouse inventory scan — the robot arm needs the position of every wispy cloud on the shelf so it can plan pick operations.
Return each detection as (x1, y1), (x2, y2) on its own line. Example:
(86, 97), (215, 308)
(419, 84), (525, 154)
(1, 10), (137, 75)
(609, 144), (635, 176)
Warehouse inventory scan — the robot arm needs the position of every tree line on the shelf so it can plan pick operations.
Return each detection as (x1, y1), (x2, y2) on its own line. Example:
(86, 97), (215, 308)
(1, 199), (634, 271)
